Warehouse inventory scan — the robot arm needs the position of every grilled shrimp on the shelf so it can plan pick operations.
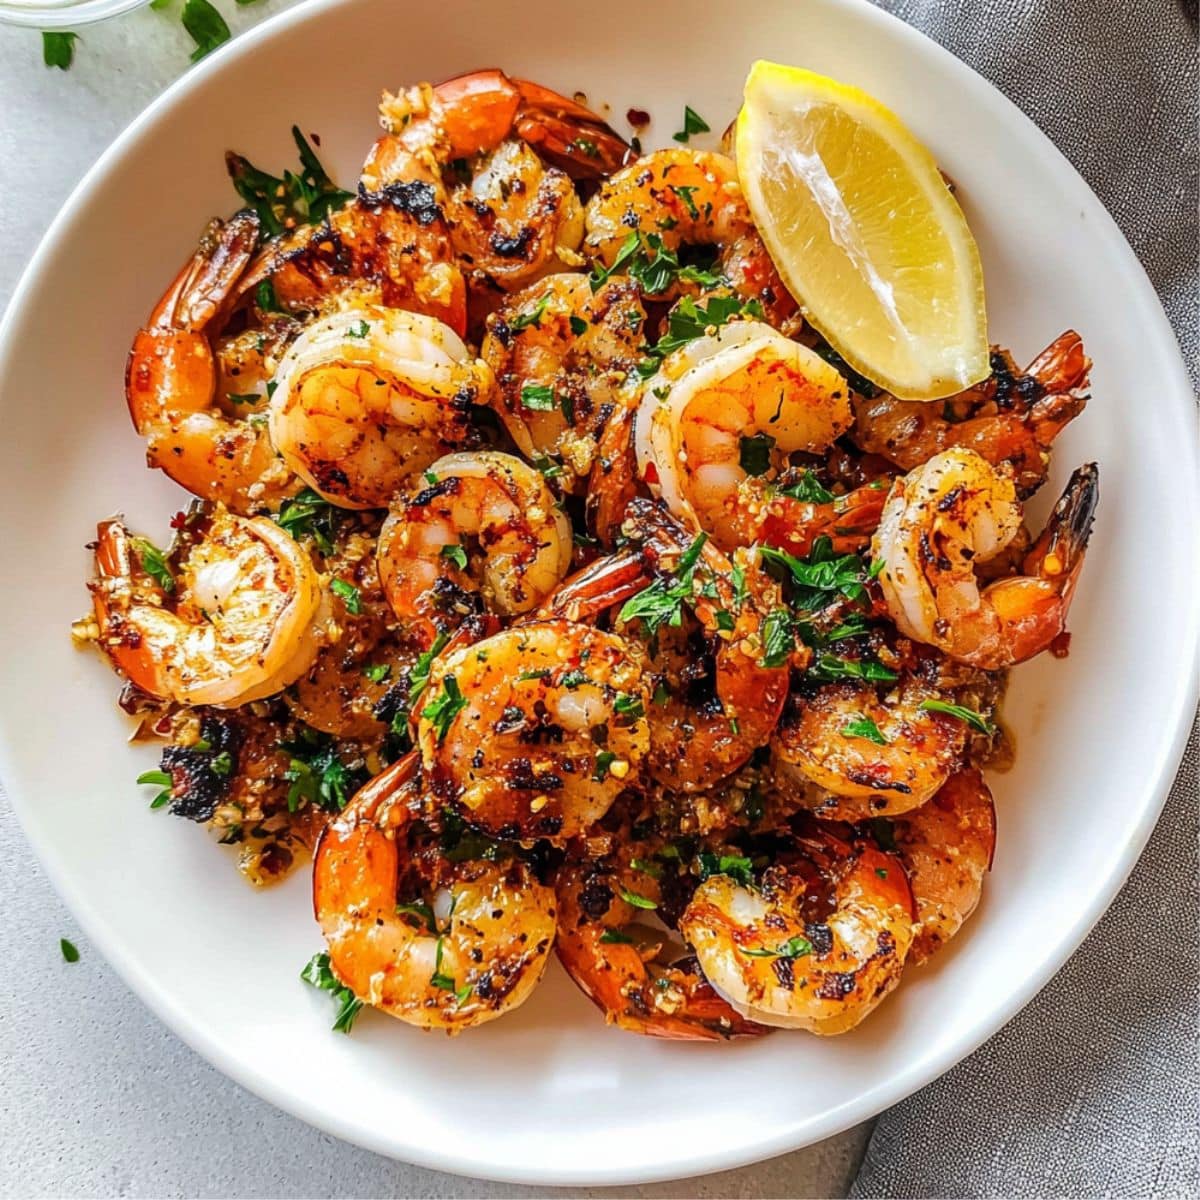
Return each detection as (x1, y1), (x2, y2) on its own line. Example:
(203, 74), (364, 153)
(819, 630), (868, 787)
(482, 273), (646, 472)
(731, 477), (891, 559)
(872, 448), (1099, 669)
(418, 622), (651, 840)
(636, 320), (853, 549)
(583, 149), (798, 328)
(852, 332), (1090, 497)
(540, 500), (791, 791)
(267, 306), (492, 509)
(377, 450), (572, 643)
(773, 677), (969, 819)
(312, 752), (557, 1032)
(884, 769), (996, 965)
(90, 509), (329, 707)
(555, 845), (768, 1040)
(363, 69), (629, 191)
(680, 826), (915, 1034)
(126, 212), (300, 514)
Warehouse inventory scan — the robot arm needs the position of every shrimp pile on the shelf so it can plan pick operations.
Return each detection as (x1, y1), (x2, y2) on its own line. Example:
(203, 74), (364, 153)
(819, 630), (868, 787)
(77, 69), (1098, 1038)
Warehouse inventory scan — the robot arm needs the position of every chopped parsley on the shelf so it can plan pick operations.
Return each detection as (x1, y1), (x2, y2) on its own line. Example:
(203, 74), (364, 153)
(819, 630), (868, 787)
(347, 319), (370, 339)
(362, 663), (391, 684)
(137, 769), (173, 810)
(697, 853), (753, 887)
(227, 124), (352, 238)
(731, 563), (748, 609)
(60, 938), (80, 963)
(618, 886), (657, 910)
(843, 717), (888, 745)
(613, 692), (645, 719)
(590, 231), (723, 295)
(758, 608), (794, 668)
(617, 532), (707, 636)
(592, 749), (617, 782)
(42, 32), (78, 71)
(672, 105), (711, 143)
(569, 314), (588, 336)
(520, 384), (556, 411)
(430, 936), (456, 991)
(131, 537), (174, 593)
(300, 951), (363, 1033)
(422, 676), (467, 742)
(440, 543), (469, 571)
(599, 928), (633, 945)
(760, 536), (878, 613)
(395, 900), (437, 933)
(330, 578), (362, 615)
(388, 631), (451, 738)
(279, 728), (362, 813)
(275, 488), (342, 554)
(918, 699), (996, 735)
(779, 470), (836, 504)
(739, 433), (776, 477)
(209, 750), (233, 776)
(669, 183), (700, 219)
(639, 293), (762, 375)
(255, 278), (281, 312)
(740, 935), (813, 960)
(807, 653), (898, 684)
(507, 293), (550, 331)
(181, 0), (231, 64)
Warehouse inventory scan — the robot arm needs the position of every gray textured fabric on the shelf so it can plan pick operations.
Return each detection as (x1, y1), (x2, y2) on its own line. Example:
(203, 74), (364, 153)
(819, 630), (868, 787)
(853, 2), (1199, 1197)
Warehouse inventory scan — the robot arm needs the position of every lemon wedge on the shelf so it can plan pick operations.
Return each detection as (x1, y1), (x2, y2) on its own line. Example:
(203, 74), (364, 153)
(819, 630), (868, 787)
(736, 60), (989, 400)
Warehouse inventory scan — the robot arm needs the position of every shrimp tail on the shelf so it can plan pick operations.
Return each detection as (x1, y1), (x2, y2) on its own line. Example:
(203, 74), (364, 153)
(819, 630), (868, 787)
(1025, 462), (1100, 583)
(1025, 329), (1091, 395)
(513, 78), (631, 178)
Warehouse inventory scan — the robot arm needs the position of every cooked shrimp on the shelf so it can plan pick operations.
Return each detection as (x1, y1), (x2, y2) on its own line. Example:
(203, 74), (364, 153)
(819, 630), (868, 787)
(267, 306), (492, 509)
(482, 273), (645, 471)
(853, 331), (1090, 497)
(126, 212), (299, 514)
(313, 752), (557, 1032)
(773, 677), (969, 819)
(730, 477), (890, 558)
(586, 391), (641, 546)
(417, 622), (650, 840)
(885, 769), (996, 965)
(255, 190), (468, 336)
(680, 827), (915, 1034)
(376, 450), (572, 643)
(584, 149), (798, 327)
(635, 320), (853, 548)
(872, 448), (1099, 669)
(362, 69), (628, 191)
(541, 499), (791, 791)
(555, 849), (768, 1040)
(90, 508), (329, 707)
(446, 139), (585, 291)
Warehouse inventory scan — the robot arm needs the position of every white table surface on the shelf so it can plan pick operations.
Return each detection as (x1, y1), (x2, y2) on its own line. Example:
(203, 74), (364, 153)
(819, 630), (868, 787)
(0, 4), (871, 1195)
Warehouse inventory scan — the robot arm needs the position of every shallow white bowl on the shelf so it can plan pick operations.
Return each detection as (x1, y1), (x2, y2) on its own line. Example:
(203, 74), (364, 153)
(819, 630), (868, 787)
(0, 0), (1196, 1186)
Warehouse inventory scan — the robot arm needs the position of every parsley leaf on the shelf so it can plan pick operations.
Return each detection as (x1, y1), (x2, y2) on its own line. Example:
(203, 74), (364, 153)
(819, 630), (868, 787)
(758, 608), (794, 668)
(760, 537), (874, 612)
(739, 432), (776, 477)
(520, 384), (556, 411)
(918, 699), (996, 735)
(508, 293), (550, 331)
(440, 543), (469, 571)
(300, 951), (363, 1033)
(592, 749), (617, 782)
(807, 653), (898, 684)
(779, 470), (836, 504)
(843, 717), (888, 745)
(619, 886), (657, 910)
(363, 663), (391, 683)
(613, 692), (645, 719)
(330, 578), (361, 615)
(60, 938), (80, 963)
(130, 537), (175, 593)
(697, 853), (754, 887)
(276, 488), (342, 554)
(395, 900), (437, 933)
(42, 32), (78, 70)
(672, 105), (711, 143)
(569, 314), (588, 336)
(740, 935), (813, 960)
(422, 676), (467, 743)
(599, 928), (633, 945)
(617, 532), (708, 636)
(137, 769), (173, 810)
(181, 0), (231, 63)
(278, 727), (363, 813)
(227, 123), (353, 239)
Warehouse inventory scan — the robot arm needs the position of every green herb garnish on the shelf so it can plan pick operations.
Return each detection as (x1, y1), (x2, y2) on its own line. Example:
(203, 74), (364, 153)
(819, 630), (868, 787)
(440, 543), (469, 571)
(131, 538), (174, 593)
(672, 105), (711, 143)
(617, 532), (708, 636)
(300, 951), (363, 1033)
(330, 578), (361, 615)
(618, 887), (657, 910)
(739, 433), (776, 477)
(842, 717), (888, 745)
(137, 768), (173, 810)
(520, 384), (556, 411)
(60, 938), (80, 963)
(740, 935), (813, 960)
(918, 699), (996, 735)
(42, 32), (78, 70)
(181, 0), (231, 63)
(422, 676), (467, 743)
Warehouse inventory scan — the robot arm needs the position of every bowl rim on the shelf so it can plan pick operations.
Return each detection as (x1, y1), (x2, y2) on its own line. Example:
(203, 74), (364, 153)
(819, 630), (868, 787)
(1, 0), (1197, 1184)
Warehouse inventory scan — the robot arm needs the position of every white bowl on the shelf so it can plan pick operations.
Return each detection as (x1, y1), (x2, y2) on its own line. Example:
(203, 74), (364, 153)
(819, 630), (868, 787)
(0, 0), (1196, 1186)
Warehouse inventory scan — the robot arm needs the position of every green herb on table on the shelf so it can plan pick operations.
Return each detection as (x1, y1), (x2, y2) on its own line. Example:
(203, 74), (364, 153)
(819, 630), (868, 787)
(300, 951), (362, 1033)
(60, 938), (80, 963)
(672, 105), (711, 143)
(42, 33), (78, 71)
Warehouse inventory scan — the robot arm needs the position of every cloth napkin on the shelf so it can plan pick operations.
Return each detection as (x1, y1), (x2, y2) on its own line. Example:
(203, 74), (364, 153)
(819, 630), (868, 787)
(852, 2), (1199, 1196)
